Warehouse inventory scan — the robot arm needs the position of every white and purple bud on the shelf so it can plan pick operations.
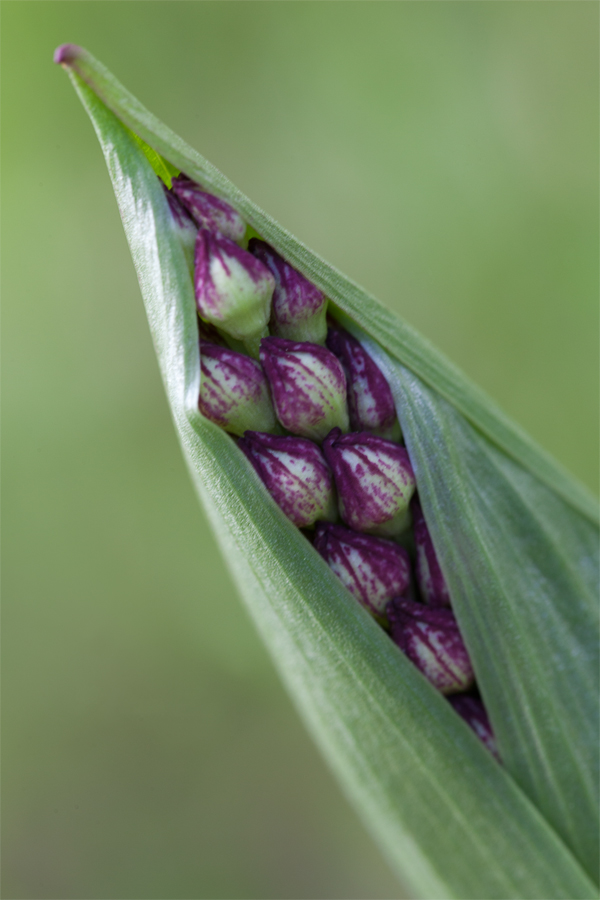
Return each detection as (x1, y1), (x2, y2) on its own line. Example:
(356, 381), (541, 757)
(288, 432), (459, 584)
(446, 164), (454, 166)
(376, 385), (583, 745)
(195, 230), (275, 355)
(387, 597), (474, 695)
(163, 183), (198, 275)
(248, 240), (327, 344)
(412, 498), (452, 607)
(260, 338), (349, 442)
(326, 323), (401, 441)
(239, 432), (336, 528)
(314, 523), (410, 617)
(448, 694), (499, 758)
(322, 429), (415, 537)
(171, 175), (246, 242)
(198, 341), (276, 436)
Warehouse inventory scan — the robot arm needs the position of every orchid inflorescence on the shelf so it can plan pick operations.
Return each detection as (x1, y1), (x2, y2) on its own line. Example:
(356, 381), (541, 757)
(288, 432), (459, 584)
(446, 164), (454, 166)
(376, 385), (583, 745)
(166, 173), (497, 757)
(54, 42), (600, 894)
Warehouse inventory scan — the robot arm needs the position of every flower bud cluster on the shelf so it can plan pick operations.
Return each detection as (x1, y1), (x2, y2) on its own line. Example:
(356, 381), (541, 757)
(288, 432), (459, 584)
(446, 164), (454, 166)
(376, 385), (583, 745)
(171, 173), (495, 754)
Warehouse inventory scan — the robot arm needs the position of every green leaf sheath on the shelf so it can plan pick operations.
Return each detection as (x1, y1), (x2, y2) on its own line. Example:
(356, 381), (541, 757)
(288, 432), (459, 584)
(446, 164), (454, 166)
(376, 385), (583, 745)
(60, 47), (599, 900)
(360, 333), (599, 882)
(123, 127), (180, 188)
(56, 43), (598, 524)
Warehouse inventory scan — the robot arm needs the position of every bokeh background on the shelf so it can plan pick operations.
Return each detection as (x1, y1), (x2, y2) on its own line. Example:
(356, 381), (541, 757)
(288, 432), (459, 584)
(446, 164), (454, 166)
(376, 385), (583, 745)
(3, 3), (598, 898)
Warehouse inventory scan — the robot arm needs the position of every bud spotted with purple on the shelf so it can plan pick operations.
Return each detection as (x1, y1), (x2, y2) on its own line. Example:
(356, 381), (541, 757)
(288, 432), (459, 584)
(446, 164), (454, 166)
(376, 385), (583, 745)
(239, 432), (336, 529)
(387, 597), (474, 695)
(180, 174), (493, 754)
(412, 498), (452, 607)
(314, 523), (410, 617)
(260, 337), (349, 442)
(163, 183), (198, 274)
(322, 428), (415, 537)
(171, 174), (246, 242)
(194, 230), (274, 353)
(327, 323), (401, 441)
(249, 240), (327, 345)
(198, 341), (277, 437)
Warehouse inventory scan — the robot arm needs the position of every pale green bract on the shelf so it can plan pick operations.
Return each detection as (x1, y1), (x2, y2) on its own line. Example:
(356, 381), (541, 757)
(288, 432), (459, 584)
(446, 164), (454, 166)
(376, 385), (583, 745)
(57, 45), (599, 900)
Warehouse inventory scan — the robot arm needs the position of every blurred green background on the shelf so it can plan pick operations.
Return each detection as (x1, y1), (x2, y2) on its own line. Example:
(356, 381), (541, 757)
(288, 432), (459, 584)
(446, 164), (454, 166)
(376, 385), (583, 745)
(2, 3), (598, 898)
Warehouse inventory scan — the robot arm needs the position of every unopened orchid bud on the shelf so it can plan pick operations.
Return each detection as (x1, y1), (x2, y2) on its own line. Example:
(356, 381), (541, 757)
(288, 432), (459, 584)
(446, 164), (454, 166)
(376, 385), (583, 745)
(326, 324), (401, 441)
(171, 175), (245, 242)
(198, 342), (276, 436)
(239, 432), (336, 528)
(387, 597), (474, 694)
(163, 184), (198, 275)
(248, 240), (327, 344)
(448, 694), (499, 758)
(260, 338), (349, 441)
(195, 230), (274, 355)
(412, 499), (451, 607)
(314, 523), (410, 617)
(322, 429), (415, 537)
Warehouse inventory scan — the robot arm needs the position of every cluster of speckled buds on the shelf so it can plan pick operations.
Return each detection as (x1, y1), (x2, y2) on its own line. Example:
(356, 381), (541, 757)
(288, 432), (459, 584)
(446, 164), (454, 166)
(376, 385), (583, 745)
(164, 172), (497, 756)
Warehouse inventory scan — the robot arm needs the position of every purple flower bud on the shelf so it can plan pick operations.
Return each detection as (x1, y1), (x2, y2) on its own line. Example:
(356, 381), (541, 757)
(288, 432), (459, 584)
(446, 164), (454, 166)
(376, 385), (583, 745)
(448, 694), (499, 758)
(248, 240), (327, 344)
(387, 597), (474, 694)
(322, 429), (415, 537)
(260, 338), (349, 441)
(239, 432), (336, 528)
(326, 324), (401, 441)
(195, 230), (274, 352)
(314, 523), (410, 617)
(412, 499), (452, 607)
(163, 184), (198, 275)
(171, 175), (246, 242)
(198, 342), (276, 436)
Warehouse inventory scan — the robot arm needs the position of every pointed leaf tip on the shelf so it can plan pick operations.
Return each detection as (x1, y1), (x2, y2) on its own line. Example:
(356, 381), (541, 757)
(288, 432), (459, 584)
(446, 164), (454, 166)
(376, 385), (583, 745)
(53, 43), (85, 66)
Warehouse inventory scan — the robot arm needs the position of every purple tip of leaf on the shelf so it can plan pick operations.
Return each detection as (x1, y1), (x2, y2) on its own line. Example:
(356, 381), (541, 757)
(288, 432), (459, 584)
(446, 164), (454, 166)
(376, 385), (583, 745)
(326, 323), (398, 437)
(314, 522), (411, 616)
(239, 431), (335, 528)
(449, 694), (499, 759)
(172, 175), (245, 242)
(322, 429), (415, 534)
(53, 43), (84, 65)
(248, 239), (325, 323)
(260, 337), (349, 441)
(387, 596), (474, 694)
(411, 498), (452, 607)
